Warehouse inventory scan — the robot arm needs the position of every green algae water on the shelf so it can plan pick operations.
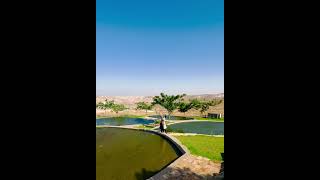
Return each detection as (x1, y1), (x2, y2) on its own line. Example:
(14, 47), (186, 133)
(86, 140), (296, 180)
(96, 117), (154, 126)
(96, 127), (181, 180)
(167, 121), (224, 135)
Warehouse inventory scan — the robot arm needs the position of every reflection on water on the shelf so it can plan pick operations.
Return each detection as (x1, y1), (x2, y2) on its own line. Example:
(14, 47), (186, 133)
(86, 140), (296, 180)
(96, 128), (181, 180)
(96, 117), (154, 126)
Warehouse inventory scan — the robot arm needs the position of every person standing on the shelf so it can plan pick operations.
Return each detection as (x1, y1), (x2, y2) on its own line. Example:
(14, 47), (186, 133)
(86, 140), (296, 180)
(163, 116), (167, 133)
(159, 116), (164, 133)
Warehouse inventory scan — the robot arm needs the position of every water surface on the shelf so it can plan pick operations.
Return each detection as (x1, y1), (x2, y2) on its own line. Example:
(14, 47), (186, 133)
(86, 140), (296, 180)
(96, 117), (154, 126)
(167, 121), (224, 135)
(96, 127), (181, 180)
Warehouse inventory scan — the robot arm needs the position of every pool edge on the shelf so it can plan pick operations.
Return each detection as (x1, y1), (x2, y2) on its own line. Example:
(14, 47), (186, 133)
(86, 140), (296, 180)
(96, 126), (190, 180)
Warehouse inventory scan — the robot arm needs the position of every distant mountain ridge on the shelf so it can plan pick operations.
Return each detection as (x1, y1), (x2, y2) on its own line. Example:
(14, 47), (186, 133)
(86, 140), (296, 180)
(187, 93), (224, 98)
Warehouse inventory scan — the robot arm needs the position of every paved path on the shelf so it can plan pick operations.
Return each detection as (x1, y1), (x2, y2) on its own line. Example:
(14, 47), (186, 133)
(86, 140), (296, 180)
(149, 154), (221, 180)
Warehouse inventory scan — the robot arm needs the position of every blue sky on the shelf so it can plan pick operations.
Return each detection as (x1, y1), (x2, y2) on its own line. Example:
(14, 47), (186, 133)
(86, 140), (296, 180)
(97, 0), (224, 96)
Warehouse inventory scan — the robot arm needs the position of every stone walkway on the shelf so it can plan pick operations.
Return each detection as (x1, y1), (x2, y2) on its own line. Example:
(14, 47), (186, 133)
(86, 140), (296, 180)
(148, 154), (221, 180)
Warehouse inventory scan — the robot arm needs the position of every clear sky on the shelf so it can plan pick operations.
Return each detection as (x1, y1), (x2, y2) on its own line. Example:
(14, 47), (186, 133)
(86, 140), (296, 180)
(96, 0), (224, 96)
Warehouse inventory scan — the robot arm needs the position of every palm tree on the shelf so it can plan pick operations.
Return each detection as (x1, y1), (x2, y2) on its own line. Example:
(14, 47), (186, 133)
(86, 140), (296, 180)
(152, 93), (186, 120)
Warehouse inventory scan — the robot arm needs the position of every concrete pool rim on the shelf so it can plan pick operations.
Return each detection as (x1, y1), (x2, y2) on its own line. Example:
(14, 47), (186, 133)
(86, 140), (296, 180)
(96, 126), (189, 179)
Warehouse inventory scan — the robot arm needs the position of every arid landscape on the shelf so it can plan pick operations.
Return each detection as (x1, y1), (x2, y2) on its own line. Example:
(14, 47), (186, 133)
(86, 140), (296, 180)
(96, 93), (224, 117)
(96, 1), (224, 178)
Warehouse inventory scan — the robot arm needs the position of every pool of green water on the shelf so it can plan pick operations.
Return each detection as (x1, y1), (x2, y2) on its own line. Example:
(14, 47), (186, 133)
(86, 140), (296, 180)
(96, 127), (181, 180)
(96, 117), (154, 126)
(167, 121), (224, 135)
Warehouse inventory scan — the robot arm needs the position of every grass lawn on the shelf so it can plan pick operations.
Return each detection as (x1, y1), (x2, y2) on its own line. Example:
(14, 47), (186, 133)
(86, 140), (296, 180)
(174, 135), (224, 162)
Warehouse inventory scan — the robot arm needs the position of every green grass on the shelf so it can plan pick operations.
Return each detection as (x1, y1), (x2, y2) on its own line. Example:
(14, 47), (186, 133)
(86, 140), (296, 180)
(174, 135), (224, 162)
(191, 116), (224, 121)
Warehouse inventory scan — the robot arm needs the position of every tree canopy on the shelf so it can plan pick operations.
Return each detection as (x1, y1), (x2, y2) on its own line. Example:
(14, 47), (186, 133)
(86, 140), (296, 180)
(152, 93), (186, 119)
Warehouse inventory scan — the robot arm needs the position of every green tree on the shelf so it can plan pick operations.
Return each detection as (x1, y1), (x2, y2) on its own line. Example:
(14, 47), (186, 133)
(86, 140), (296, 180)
(190, 99), (202, 110)
(178, 102), (194, 115)
(198, 99), (223, 117)
(199, 102), (211, 116)
(111, 104), (127, 114)
(96, 102), (104, 108)
(136, 102), (153, 114)
(96, 99), (115, 115)
(152, 93), (186, 120)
